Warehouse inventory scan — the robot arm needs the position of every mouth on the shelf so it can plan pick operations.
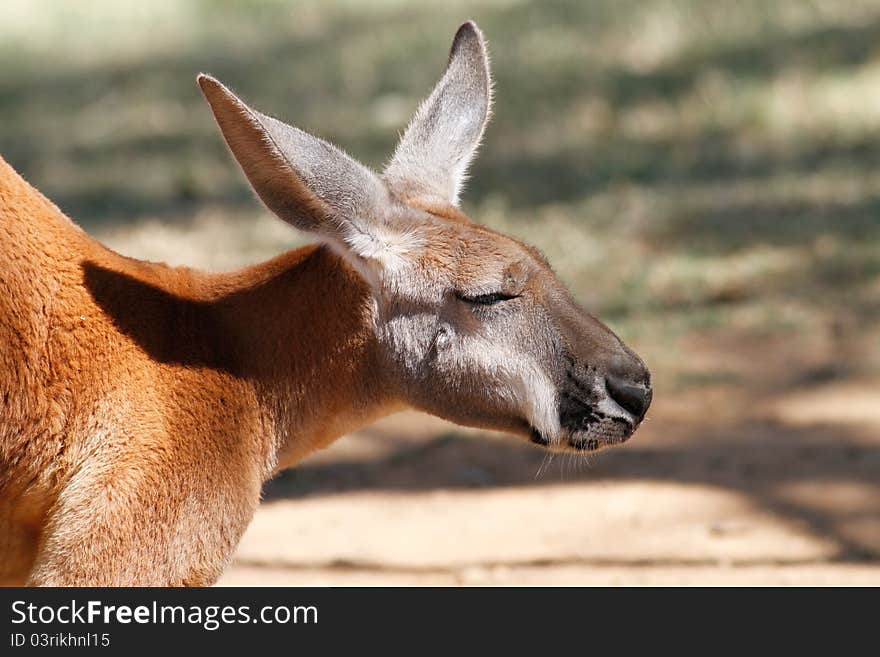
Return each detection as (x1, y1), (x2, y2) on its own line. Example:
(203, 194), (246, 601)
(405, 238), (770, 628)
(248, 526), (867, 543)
(563, 413), (635, 451)
(527, 390), (640, 453)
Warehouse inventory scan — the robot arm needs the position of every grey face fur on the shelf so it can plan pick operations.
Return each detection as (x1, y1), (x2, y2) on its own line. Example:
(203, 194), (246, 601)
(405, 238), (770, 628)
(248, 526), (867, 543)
(200, 21), (652, 453)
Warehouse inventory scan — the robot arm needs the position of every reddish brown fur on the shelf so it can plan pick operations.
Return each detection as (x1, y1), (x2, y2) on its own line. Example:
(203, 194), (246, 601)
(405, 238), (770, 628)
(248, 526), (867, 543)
(0, 156), (394, 585)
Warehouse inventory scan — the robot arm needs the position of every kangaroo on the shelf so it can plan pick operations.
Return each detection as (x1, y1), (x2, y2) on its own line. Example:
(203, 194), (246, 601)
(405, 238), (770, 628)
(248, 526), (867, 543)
(0, 22), (651, 586)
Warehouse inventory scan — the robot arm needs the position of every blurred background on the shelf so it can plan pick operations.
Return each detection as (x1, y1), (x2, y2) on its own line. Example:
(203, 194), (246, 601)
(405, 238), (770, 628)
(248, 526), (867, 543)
(2, 0), (879, 585)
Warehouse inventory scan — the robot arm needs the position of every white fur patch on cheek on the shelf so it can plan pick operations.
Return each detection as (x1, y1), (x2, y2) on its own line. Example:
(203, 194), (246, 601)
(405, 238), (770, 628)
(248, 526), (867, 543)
(379, 314), (563, 443)
(512, 362), (561, 442)
(460, 336), (561, 442)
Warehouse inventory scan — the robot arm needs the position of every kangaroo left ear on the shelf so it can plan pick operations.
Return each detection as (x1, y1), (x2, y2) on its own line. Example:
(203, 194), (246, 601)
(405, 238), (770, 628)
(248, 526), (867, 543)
(199, 74), (414, 272)
(383, 21), (492, 207)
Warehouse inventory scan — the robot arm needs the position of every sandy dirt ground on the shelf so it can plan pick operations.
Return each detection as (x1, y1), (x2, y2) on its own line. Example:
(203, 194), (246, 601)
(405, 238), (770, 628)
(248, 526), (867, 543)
(220, 347), (880, 586)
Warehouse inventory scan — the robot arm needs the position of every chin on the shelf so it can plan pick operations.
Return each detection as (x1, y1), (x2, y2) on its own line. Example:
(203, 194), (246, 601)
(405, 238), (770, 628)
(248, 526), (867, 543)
(526, 416), (637, 454)
(560, 416), (636, 452)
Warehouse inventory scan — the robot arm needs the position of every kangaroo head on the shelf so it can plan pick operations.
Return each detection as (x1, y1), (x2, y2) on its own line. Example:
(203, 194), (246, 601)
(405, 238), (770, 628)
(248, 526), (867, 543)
(199, 21), (651, 453)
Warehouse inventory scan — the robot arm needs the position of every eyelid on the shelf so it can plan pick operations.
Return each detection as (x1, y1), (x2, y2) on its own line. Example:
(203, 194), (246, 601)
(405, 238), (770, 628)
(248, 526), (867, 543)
(456, 291), (521, 305)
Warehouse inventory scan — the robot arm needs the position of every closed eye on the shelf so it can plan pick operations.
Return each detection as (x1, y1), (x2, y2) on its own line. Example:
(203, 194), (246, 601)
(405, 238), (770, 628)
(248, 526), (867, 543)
(456, 291), (520, 305)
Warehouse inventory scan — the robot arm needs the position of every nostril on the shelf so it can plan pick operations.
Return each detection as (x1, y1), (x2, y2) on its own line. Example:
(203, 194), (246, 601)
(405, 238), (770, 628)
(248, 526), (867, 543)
(605, 376), (652, 420)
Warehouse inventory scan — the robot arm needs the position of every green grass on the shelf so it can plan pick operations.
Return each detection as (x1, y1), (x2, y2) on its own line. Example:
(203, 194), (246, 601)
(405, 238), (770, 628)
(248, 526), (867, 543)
(2, 0), (880, 389)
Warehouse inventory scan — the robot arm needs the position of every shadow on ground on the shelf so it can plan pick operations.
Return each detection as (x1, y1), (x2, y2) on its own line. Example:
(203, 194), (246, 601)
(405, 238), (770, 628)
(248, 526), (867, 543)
(263, 415), (880, 564)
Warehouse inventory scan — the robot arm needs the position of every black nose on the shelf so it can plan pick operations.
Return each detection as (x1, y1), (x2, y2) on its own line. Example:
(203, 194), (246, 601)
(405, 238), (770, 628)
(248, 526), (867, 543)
(605, 375), (652, 421)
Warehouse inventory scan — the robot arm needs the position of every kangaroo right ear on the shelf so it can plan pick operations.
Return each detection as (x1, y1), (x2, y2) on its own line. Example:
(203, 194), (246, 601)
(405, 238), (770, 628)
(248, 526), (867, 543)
(383, 21), (492, 207)
(198, 75), (399, 263)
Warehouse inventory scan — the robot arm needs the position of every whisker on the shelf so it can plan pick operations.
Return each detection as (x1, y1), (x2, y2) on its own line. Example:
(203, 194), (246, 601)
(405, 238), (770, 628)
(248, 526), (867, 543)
(535, 451), (550, 479)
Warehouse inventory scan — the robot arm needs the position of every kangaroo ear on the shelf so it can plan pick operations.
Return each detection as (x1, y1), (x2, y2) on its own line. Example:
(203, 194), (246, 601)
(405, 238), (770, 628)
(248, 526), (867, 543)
(383, 21), (492, 207)
(198, 74), (395, 259)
